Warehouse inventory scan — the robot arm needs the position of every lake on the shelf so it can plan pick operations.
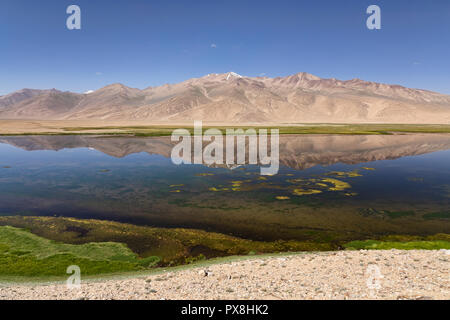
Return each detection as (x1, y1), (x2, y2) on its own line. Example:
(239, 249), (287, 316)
(0, 134), (449, 243)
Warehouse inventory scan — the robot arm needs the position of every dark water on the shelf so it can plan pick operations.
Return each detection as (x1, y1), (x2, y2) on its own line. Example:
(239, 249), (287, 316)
(0, 134), (449, 242)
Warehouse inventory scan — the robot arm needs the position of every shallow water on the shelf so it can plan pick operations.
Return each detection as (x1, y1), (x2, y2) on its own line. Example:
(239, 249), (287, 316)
(0, 134), (449, 242)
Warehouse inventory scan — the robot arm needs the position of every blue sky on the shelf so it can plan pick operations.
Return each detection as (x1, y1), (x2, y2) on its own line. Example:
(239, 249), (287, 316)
(1, 0), (450, 95)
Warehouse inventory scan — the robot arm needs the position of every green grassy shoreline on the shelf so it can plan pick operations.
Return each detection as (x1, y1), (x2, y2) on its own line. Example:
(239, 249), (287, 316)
(1, 124), (450, 136)
(0, 216), (448, 283)
(0, 251), (330, 285)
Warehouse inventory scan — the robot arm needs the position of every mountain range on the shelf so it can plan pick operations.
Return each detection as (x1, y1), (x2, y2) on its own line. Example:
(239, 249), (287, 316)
(1, 72), (449, 124)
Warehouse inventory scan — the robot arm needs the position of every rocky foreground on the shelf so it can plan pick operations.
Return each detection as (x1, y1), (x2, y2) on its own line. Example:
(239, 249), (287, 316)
(0, 250), (449, 300)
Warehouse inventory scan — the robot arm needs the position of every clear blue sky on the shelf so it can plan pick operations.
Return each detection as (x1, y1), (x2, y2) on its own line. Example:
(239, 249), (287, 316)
(1, 0), (450, 95)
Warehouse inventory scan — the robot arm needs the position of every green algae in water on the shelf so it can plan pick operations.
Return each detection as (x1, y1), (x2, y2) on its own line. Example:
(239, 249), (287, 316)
(344, 239), (450, 250)
(423, 211), (450, 220)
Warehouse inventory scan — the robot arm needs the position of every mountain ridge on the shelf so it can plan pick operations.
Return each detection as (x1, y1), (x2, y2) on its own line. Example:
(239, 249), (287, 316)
(1, 72), (449, 124)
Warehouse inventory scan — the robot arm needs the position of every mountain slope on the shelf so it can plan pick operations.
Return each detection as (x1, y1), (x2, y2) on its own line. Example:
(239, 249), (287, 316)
(0, 90), (83, 119)
(0, 89), (58, 109)
(1, 72), (449, 124)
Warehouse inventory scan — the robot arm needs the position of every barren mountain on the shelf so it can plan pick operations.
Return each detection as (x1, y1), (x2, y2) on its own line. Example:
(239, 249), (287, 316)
(0, 89), (60, 109)
(1, 72), (450, 123)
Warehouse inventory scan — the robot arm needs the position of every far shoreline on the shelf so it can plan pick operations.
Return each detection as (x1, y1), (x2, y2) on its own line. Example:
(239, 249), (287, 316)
(1, 120), (450, 136)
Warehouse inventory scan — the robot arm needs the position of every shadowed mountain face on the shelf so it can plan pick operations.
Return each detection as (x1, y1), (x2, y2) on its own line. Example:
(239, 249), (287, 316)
(1, 72), (450, 123)
(1, 134), (450, 170)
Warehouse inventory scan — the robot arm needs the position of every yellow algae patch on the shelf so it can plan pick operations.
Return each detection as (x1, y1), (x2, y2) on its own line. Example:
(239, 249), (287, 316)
(321, 178), (351, 191)
(276, 196), (290, 200)
(209, 187), (230, 192)
(258, 177), (267, 180)
(286, 174), (294, 176)
(287, 178), (303, 184)
(327, 170), (362, 178)
(170, 190), (181, 193)
(362, 167), (375, 171)
(196, 173), (214, 176)
(293, 189), (322, 196)
(347, 171), (362, 177)
(344, 192), (358, 197)
(169, 184), (184, 187)
(315, 183), (328, 187)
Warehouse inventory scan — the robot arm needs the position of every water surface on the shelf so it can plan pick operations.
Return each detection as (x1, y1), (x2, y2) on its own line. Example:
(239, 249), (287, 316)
(0, 134), (449, 242)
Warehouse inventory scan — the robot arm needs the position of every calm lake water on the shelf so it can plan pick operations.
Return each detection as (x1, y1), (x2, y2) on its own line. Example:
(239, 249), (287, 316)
(0, 134), (449, 242)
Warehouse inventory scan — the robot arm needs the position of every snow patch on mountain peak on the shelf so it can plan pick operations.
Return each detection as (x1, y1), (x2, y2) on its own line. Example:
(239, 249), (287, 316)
(226, 72), (243, 80)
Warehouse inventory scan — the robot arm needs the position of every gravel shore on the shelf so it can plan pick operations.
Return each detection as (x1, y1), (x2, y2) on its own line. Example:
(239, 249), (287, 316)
(1, 250), (448, 300)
